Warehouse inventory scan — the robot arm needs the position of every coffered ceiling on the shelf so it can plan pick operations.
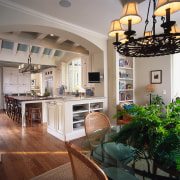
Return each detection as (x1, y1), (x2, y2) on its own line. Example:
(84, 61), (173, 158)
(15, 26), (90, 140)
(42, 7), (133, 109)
(0, 0), (179, 67)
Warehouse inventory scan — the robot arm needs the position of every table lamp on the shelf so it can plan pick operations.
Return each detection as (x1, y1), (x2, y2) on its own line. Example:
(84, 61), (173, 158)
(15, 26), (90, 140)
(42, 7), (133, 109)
(147, 84), (155, 104)
(74, 86), (85, 97)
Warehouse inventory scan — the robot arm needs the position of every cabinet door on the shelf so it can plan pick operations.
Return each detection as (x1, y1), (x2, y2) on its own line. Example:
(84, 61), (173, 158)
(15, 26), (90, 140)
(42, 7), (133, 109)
(18, 73), (30, 93)
(56, 102), (64, 133)
(3, 67), (18, 85)
(47, 102), (57, 131)
(3, 85), (18, 94)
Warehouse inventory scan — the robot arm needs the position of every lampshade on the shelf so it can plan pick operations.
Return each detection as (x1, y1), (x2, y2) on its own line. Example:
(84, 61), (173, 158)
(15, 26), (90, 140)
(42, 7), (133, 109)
(120, 34), (128, 43)
(170, 24), (180, 38)
(147, 84), (155, 92)
(109, 19), (125, 37)
(154, 0), (180, 16)
(74, 85), (85, 92)
(120, 2), (142, 25)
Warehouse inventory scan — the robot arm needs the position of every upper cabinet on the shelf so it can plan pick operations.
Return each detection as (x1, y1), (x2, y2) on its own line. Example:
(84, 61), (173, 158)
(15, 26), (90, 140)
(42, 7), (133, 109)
(3, 67), (18, 85)
(3, 67), (30, 94)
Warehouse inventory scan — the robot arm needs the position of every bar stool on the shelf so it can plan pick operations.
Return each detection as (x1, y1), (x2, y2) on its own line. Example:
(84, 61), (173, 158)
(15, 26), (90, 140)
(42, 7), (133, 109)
(28, 107), (42, 126)
(16, 103), (22, 124)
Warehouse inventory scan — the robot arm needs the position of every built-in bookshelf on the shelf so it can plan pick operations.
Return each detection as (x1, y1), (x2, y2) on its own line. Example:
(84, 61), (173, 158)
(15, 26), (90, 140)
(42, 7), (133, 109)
(118, 57), (134, 103)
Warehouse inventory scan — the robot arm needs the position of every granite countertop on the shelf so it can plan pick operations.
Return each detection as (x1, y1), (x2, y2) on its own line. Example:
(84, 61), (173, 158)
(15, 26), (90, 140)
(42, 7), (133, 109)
(9, 95), (104, 102)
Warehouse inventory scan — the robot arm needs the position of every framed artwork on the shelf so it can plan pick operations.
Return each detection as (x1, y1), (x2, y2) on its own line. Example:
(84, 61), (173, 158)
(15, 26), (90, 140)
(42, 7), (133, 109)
(119, 59), (131, 68)
(31, 79), (36, 86)
(151, 70), (162, 84)
(119, 59), (124, 67)
(123, 59), (130, 68)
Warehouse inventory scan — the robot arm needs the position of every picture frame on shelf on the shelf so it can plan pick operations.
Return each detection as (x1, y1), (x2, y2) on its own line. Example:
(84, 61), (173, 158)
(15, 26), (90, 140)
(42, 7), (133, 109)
(123, 59), (131, 68)
(151, 70), (162, 84)
(119, 59), (131, 68)
(119, 59), (124, 67)
(121, 82), (126, 89)
(31, 79), (36, 87)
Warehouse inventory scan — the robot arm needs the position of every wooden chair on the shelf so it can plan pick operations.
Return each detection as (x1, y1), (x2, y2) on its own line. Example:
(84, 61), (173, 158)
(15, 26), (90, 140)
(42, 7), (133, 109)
(27, 107), (42, 126)
(84, 111), (111, 136)
(65, 141), (108, 180)
(4, 96), (10, 116)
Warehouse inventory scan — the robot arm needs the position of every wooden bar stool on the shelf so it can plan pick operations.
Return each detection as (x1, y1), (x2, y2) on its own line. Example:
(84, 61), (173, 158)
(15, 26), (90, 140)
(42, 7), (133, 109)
(28, 107), (42, 126)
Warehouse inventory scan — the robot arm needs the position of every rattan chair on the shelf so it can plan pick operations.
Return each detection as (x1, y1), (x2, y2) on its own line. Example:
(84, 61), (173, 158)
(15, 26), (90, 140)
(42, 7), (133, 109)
(84, 111), (136, 176)
(65, 141), (108, 180)
(84, 111), (111, 136)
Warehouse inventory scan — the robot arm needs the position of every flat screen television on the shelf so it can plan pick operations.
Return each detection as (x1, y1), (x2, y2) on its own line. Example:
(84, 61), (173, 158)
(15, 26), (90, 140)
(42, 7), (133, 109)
(88, 72), (100, 83)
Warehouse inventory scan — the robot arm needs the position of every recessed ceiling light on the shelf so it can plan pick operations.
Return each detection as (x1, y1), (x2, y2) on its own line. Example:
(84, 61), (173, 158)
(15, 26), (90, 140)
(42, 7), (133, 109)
(59, 0), (71, 8)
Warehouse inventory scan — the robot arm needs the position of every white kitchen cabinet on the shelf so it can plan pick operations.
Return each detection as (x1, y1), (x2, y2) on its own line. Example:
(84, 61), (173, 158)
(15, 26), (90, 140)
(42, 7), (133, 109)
(47, 98), (104, 141)
(47, 102), (57, 131)
(47, 101), (65, 140)
(3, 67), (18, 85)
(3, 67), (30, 94)
(65, 98), (104, 140)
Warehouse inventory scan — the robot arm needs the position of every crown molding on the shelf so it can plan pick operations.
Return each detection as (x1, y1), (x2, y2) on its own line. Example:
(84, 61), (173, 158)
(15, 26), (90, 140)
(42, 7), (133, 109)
(0, 0), (107, 40)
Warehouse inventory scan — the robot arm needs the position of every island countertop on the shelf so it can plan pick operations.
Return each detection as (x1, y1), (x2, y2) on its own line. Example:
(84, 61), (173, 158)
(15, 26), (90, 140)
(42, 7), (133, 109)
(9, 95), (104, 102)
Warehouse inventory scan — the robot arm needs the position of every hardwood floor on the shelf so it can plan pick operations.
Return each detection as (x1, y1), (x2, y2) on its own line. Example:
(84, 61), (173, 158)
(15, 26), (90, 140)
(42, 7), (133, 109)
(0, 110), (83, 180)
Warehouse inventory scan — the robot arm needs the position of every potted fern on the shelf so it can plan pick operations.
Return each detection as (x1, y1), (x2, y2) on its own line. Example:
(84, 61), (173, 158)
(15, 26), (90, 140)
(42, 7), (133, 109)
(112, 100), (180, 177)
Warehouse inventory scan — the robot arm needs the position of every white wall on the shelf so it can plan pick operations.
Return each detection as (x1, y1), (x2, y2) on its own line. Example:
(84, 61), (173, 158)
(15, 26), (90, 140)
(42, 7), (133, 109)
(135, 55), (172, 106)
(0, 67), (3, 110)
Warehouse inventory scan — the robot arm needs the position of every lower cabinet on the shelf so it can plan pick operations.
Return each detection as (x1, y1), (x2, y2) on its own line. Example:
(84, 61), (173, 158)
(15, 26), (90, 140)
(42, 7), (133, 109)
(47, 98), (104, 141)
(47, 101), (65, 140)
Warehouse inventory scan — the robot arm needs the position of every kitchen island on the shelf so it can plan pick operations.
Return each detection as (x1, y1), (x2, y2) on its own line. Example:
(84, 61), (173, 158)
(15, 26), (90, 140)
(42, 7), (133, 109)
(11, 95), (105, 141)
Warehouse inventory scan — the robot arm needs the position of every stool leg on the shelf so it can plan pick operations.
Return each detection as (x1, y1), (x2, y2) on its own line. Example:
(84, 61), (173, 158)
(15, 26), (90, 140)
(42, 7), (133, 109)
(39, 109), (42, 124)
(31, 109), (33, 126)
(28, 108), (30, 126)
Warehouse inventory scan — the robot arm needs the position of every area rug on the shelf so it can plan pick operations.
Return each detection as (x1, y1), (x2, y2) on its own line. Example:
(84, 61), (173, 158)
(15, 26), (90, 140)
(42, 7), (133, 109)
(30, 160), (170, 180)
(31, 162), (73, 180)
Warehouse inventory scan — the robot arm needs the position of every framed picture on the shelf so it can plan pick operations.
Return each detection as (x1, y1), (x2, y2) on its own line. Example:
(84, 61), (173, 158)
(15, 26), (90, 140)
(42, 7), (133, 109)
(151, 70), (162, 84)
(119, 59), (124, 67)
(123, 59), (130, 68)
(31, 79), (36, 86)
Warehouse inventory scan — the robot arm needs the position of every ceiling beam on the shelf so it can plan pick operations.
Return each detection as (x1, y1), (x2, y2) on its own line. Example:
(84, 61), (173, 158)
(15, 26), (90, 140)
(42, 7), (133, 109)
(36, 33), (48, 40)
(13, 42), (18, 55)
(56, 37), (67, 44)
(38, 47), (45, 57)
(49, 49), (56, 59)
(0, 40), (2, 52)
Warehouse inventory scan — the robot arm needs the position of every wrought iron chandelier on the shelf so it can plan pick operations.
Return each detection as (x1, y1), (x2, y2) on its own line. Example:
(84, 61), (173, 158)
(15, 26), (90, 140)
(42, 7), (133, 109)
(109, 0), (180, 57)
(19, 45), (41, 73)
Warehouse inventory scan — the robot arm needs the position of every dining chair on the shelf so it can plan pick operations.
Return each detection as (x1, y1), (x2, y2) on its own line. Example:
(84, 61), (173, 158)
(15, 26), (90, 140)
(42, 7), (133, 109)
(84, 111), (111, 136)
(65, 141), (108, 180)
(84, 111), (135, 171)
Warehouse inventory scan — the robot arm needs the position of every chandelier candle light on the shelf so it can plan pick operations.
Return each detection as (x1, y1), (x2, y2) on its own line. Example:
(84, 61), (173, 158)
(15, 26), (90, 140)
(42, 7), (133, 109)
(109, 0), (180, 57)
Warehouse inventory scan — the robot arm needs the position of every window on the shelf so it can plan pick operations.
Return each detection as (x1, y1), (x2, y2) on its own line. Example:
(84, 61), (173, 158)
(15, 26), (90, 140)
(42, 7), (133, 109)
(67, 59), (81, 92)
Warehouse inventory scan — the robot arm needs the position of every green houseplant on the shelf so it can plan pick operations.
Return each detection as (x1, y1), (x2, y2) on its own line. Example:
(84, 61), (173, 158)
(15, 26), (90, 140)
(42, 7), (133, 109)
(112, 100), (180, 176)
